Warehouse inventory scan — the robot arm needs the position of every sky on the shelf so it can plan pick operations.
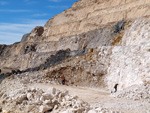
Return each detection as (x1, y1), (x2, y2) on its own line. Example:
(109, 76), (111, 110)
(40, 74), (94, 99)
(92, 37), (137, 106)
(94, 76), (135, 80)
(0, 0), (79, 45)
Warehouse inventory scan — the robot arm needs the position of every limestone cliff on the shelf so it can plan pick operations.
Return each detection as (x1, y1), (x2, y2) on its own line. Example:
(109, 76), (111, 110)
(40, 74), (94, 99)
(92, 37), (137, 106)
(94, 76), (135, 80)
(1, 0), (150, 112)
(0, 0), (150, 90)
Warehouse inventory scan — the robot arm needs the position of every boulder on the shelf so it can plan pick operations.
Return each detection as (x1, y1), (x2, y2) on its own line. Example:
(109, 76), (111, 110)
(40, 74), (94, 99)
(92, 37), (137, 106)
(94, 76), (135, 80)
(39, 105), (53, 113)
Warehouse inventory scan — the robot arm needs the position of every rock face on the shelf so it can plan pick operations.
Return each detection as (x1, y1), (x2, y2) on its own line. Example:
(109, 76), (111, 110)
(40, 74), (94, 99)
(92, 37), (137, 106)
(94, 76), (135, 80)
(106, 17), (150, 90)
(43, 0), (150, 42)
(0, 0), (150, 88)
(0, 0), (150, 112)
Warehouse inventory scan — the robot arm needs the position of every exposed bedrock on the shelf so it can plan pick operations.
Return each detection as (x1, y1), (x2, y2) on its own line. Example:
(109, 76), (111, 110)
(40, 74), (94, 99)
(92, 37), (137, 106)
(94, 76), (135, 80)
(0, 0), (150, 112)
(0, 0), (150, 91)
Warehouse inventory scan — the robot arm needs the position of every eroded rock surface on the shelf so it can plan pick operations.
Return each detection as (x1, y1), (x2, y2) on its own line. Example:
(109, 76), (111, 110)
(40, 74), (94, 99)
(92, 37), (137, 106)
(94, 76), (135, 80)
(0, 0), (150, 112)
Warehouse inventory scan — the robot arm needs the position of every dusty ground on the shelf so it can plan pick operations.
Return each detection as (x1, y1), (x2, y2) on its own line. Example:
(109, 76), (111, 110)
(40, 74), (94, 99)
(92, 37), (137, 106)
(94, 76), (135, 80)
(29, 83), (150, 113)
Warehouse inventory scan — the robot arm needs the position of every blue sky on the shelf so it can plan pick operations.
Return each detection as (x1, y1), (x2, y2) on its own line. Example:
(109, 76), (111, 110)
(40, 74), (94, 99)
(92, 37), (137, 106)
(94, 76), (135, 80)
(0, 0), (79, 45)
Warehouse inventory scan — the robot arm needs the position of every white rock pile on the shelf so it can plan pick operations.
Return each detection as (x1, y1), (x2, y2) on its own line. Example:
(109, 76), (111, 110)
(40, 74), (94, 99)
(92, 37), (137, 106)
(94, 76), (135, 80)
(0, 86), (111, 113)
(114, 84), (150, 102)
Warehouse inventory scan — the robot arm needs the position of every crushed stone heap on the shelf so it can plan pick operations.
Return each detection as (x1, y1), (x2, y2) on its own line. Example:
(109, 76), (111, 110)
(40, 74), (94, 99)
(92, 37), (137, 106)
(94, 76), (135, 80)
(0, 78), (113, 113)
(114, 84), (150, 103)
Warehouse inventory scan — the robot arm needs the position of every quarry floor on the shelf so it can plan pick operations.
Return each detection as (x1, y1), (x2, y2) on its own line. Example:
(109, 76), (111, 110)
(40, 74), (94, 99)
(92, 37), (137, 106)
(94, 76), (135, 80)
(29, 83), (150, 113)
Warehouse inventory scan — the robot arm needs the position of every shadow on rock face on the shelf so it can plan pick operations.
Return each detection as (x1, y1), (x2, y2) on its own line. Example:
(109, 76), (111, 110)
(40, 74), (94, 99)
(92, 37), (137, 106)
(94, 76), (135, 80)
(0, 69), (23, 83)
(36, 26), (44, 36)
(0, 73), (11, 83)
(0, 45), (7, 56)
(0, 49), (87, 84)
(24, 44), (36, 54)
(21, 26), (44, 43)
(111, 20), (126, 36)
(31, 49), (87, 71)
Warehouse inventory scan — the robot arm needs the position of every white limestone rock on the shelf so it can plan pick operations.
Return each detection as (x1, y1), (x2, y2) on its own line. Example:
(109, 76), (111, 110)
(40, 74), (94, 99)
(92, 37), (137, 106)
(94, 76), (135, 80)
(16, 94), (27, 104)
(42, 93), (53, 100)
(39, 105), (53, 113)
(43, 100), (51, 105)
(27, 93), (33, 100)
(46, 88), (57, 95)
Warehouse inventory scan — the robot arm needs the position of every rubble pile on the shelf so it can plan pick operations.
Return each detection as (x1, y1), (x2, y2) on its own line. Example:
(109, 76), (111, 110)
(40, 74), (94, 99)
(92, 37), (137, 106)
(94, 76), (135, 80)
(114, 84), (150, 102)
(0, 87), (85, 112)
(0, 85), (113, 113)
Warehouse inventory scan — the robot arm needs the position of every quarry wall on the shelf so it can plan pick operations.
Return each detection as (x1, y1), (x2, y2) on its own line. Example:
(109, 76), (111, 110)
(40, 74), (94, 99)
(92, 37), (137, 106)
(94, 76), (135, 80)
(0, 0), (150, 90)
